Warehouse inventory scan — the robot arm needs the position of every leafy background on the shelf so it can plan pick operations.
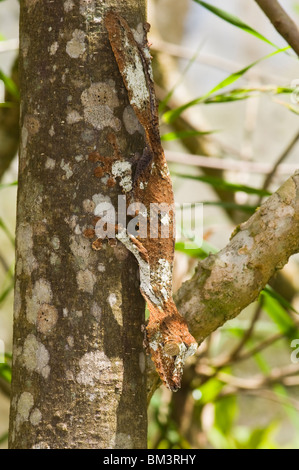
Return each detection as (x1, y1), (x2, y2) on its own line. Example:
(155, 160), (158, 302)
(0, 0), (299, 449)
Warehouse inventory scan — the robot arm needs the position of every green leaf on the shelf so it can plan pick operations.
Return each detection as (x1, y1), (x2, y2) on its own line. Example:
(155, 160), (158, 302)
(0, 363), (11, 383)
(163, 47), (290, 124)
(214, 395), (237, 435)
(198, 378), (225, 404)
(0, 102), (17, 108)
(260, 290), (298, 338)
(0, 181), (18, 190)
(202, 201), (256, 214)
(193, 1), (280, 49)
(175, 239), (218, 259)
(0, 69), (19, 99)
(263, 285), (298, 314)
(202, 86), (294, 105)
(0, 433), (8, 445)
(273, 99), (299, 115)
(0, 281), (14, 306)
(161, 129), (217, 141)
(172, 171), (272, 196)
(159, 42), (203, 114)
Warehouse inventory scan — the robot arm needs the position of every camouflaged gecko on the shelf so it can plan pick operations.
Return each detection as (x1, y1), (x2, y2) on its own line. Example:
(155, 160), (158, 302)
(104, 11), (197, 391)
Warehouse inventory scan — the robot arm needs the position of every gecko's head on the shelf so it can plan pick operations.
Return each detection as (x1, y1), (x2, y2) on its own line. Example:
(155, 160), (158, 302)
(146, 300), (198, 391)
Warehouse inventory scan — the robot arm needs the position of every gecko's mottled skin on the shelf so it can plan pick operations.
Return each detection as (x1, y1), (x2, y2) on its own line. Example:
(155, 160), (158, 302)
(104, 11), (197, 391)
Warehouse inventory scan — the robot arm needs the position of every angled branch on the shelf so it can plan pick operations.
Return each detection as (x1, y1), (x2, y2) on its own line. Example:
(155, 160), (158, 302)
(254, 0), (299, 56)
(148, 171), (299, 398)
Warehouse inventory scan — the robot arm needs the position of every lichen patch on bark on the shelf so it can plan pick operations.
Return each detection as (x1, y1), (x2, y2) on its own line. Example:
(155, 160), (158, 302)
(76, 351), (112, 386)
(66, 29), (86, 59)
(22, 334), (50, 379)
(81, 82), (121, 131)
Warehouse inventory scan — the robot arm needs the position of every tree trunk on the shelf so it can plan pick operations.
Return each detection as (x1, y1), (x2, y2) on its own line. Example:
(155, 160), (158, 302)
(9, 0), (147, 449)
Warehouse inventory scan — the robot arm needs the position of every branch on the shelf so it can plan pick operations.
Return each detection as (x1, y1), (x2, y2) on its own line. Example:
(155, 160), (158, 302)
(254, 0), (299, 56)
(147, 171), (299, 398)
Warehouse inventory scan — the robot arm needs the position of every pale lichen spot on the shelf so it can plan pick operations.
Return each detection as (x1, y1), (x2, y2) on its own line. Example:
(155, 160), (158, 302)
(139, 352), (145, 374)
(76, 269), (96, 294)
(16, 392), (34, 430)
(111, 161), (132, 193)
(97, 263), (105, 273)
(32, 442), (51, 449)
(70, 234), (95, 269)
(108, 293), (117, 307)
(23, 334), (50, 378)
(25, 0), (40, 11)
(64, 0), (74, 12)
(45, 157), (56, 170)
(67, 336), (74, 348)
(24, 115), (40, 135)
(81, 82), (121, 131)
(66, 109), (82, 125)
(26, 278), (53, 324)
(123, 105), (143, 135)
(76, 351), (111, 386)
(83, 199), (95, 213)
(132, 23), (145, 45)
(107, 292), (123, 326)
(14, 281), (21, 319)
(30, 408), (42, 426)
(60, 159), (73, 179)
(37, 304), (58, 335)
(49, 41), (59, 55)
(17, 223), (37, 275)
(92, 193), (112, 211)
(79, 0), (96, 17)
(51, 235), (60, 250)
(50, 252), (60, 266)
(49, 124), (55, 137)
(90, 301), (101, 321)
(112, 433), (133, 449)
(66, 29), (86, 59)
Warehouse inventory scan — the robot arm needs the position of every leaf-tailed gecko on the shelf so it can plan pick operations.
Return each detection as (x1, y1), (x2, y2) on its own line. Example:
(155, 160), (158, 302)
(104, 11), (197, 391)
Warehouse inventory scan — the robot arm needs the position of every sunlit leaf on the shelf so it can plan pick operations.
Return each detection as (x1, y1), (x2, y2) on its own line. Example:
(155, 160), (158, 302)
(263, 285), (298, 314)
(202, 201), (256, 214)
(0, 181), (17, 190)
(214, 395), (237, 435)
(260, 290), (298, 339)
(172, 171), (271, 196)
(0, 281), (14, 306)
(163, 47), (290, 123)
(161, 129), (217, 141)
(0, 69), (19, 99)
(193, 0), (280, 49)
(175, 239), (217, 259)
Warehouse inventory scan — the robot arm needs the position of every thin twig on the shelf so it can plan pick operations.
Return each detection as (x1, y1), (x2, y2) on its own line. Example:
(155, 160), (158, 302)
(227, 299), (264, 361)
(259, 130), (299, 203)
(254, 0), (299, 56)
(152, 38), (288, 83)
(166, 150), (298, 174)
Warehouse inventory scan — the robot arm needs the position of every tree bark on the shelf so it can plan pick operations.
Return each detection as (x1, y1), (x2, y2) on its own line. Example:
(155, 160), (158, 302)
(9, 0), (147, 449)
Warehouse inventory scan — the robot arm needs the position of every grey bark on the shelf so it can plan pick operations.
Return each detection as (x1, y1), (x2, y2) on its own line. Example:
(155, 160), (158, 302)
(9, 0), (147, 449)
